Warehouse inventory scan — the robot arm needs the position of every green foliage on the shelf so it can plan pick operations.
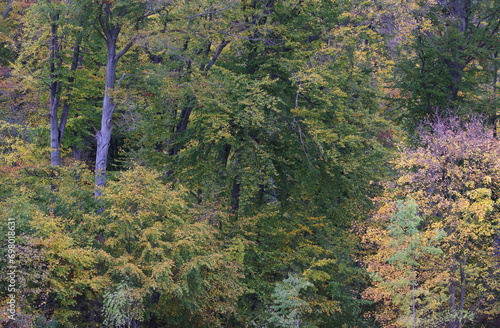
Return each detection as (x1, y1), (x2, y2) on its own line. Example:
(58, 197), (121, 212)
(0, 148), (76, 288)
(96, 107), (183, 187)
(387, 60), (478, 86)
(394, 0), (500, 119)
(103, 282), (143, 328)
(12, 0), (500, 327)
(387, 198), (444, 269)
(115, 1), (395, 327)
(0, 41), (15, 65)
(92, 166), (245, 327)
(0, 128), (105, 326)
(367, 198), (445, 327)
(267, 274), (315, 328)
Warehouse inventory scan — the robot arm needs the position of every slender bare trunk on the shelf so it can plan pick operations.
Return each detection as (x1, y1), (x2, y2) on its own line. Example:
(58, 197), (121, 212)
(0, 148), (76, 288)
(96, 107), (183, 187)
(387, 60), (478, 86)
(49, 14), (62, 166)
(50, 35), (80, 166)
(95, 38), (118, 196)
(59, 39), (80, 141)
(94, 7), (134, 196)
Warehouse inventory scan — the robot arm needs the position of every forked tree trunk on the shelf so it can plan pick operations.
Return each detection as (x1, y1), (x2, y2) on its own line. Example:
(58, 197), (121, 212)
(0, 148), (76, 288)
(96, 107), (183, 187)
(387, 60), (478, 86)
(95, 48), (118, 196)
(94, 15), (134, 196)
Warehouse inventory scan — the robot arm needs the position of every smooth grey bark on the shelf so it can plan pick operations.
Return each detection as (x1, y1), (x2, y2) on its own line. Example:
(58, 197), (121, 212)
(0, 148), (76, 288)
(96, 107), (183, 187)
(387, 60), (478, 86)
(95, 5), (134, 196)
(94, 2), (169, 195)
(94, 49), (117, 195)
(49, 11), (63, 166)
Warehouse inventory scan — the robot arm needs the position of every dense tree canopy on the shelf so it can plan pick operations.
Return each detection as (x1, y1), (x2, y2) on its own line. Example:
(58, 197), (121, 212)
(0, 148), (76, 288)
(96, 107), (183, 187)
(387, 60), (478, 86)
(1, 0), (499, 327)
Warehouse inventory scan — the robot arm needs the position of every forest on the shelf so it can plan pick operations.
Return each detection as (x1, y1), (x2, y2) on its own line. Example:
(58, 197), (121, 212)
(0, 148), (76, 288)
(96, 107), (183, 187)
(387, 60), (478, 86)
(0, 0), (499, 327)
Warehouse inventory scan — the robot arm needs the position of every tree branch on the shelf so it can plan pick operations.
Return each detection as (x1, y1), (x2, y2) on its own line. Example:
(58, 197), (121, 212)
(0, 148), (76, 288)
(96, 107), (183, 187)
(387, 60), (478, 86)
(183, 2), (236, 19)
(204, 39), (230, 71)
(116, 38), (136, 61)
(2, 0), (13, 20)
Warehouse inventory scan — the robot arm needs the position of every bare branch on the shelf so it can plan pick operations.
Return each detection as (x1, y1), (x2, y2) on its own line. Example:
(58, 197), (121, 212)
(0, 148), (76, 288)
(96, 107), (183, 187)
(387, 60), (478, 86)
(204, 39), (230, 71)
(116, 73), (128, 86)
(2, 0), (13, 20)
(116, 38), (136, 60)
(183, 1), (236, 19)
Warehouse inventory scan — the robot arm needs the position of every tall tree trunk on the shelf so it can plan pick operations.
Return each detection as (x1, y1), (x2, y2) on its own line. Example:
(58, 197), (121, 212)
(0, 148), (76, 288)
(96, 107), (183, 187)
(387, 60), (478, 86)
(50, 32), (80, 166)
(445, 60), (466, 104)
(49, 14), (62, 166)
(167, 40), (229, 159)
(94, 9), (134, 196)
(231, 175), (240, 213)
(95, 32), (118, 196)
